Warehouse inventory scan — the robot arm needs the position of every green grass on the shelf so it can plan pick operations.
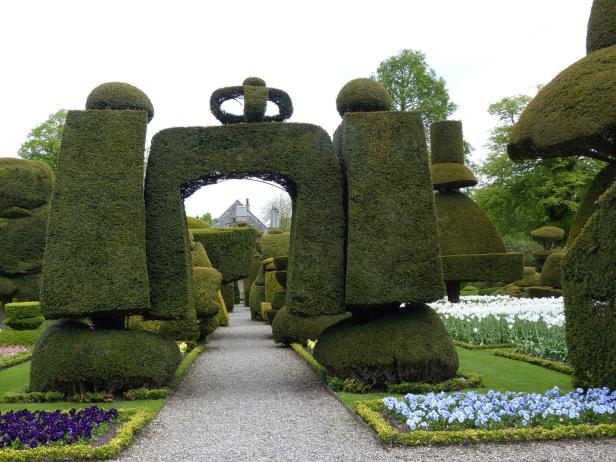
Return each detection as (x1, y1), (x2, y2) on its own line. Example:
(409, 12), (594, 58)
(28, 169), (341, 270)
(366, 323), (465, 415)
(0, 361), (29, 396)
(338, 346), (573, 406)
(0, 399), (164, 413)
(0, 321), (50, 345)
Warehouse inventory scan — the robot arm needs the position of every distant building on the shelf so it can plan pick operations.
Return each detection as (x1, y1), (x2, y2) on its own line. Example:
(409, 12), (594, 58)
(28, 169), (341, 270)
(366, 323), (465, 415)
(213, 198), (268, 232)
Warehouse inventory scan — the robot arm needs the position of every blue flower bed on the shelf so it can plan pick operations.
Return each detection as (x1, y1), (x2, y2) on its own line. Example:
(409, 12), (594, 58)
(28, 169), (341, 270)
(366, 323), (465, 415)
(0, 406), (118, 449)
(383, 387), (616, 431)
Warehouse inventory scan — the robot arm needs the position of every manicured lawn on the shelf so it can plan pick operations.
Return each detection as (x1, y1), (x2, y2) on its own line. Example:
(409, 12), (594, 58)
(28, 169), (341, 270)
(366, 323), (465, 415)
(0, 360), (29, 396)
(338, 346), (573, 406)
(0, 321), (50, 346)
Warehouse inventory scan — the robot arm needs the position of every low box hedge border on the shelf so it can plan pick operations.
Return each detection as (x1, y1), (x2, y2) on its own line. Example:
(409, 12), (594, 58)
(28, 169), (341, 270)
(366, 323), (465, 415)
(354, 399), (616, 446)
(0, 407), (155, 461)
(0, 351), (32, 370)
(453, 340), (514, 350)
(493, 350), (574, 375)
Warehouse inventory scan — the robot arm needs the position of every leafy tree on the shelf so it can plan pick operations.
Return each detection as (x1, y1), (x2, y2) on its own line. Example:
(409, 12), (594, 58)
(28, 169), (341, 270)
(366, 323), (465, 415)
(374, 49), (457, 135)
(17, 110), (66, 170)
(260, 194), (292, 231)
(200, 212), (214, 225)
(473, 94), (603, 241)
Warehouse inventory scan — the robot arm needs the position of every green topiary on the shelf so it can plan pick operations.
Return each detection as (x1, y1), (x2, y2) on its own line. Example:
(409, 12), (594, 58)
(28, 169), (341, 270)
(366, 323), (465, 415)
(336, 78), (392, 116)
(192, 227), (257, 284)
(563, 181), (616, 388)
(186, 216), (210, 229)
(264, 270), (285, 302)
(192, 267), (222, 318)
(40, 109), (151, 320)
(566, 162), (616, 247)
(540, 251), (565, 289)
(220, 282), (235, 312)
(215, 292), (230, 327)
(338, 110), (444, 308)
(243, 252), (261, 307)
(191, 241), (212, 268)
(273, 256), (288, 270)
(260, 231), (290, 260)
(234, 280), (241, 304)
(249, 281), (266, 321)
(271, 291), (286, 311)
(313, 305), (458, 385)
(272, 306), (351, 345)
(86, 82), (154, 122)
(0, 158), (54, 302)
(30, 320), (181, 393)
(514, 267), (542, 287)
(4, 301), (44, 330)
(199, 316), (220, 338)
(430, 121), (477, 189)
(525, 286), (562, 298)
(530, 226), (565, 248)
(587, 0), (616, 54)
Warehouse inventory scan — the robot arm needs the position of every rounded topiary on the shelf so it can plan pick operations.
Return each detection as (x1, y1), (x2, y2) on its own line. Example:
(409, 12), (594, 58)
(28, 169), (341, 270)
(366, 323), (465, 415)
(220, 282), (235, 312)
(336, 78), (392, 117)
(158, 317), (200, 342)
(273, 256), (288, 270)
(193, 267), (222, 318)
(513, 267), (541, 287)
(313, 305), (458, 385)
(271, 306), (351, 345)
(587, 0), (616, 54)
(530, 226), (565, 248)
(0, 159), (54, 212)
(249, 282), (265, 321)
(30, 321), (181, 393)
(4, 301), (44, 330)
(243, 77), (266, 87)
(540, 251), (565, 289)
(271, 291), (286, 311)
(187, 216), (210, 229)
(199, 316), (220, 338)
(86, 82), (154, 122)
(191, 241), (212, 268)
(5, 316), (44, 330)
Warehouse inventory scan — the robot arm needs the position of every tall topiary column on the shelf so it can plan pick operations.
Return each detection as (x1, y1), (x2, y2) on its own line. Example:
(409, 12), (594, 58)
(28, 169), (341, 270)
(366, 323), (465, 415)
(31, 83), (181, 393)
(431, 121), (522, 303)
(314, 79), (458, 386)
(0, 159), (54, 306)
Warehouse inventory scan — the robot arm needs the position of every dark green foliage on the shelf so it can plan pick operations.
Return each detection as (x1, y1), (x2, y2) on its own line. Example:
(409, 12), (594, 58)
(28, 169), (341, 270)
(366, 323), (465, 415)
(440, 254), (523, 283)
(210, 79), (293, 124)
(275, 271), (287, 289)
(260, 231), (290, 260)
(265, 309), (278, 325)
(221, 282), (235, 312)
(272, 306), (351, 345)
(271, 291), (286, 310)
(431, 163), (478, 190)
(249, 280), (265, 321)
(192, 267), (222, 318)
(339, 111), (444, 307)
(563, 181), (616, 387)
(244, 253), (261, 307)
(192, 227), (257, 284)
(540, 251), (565, 289)
(335, 78), (392, 116)
(265, 270), (284, 302)
(525, 286), (562, 298)
(186, 216), (210, 229)
(567, 162), (616, 247)
(430, 121), (478, 189)
(4, 301), (44, 330)
(0, 158), (53, 302)
(514, 267), (542, 287)
(387, 373), (482, 394)
(273, 256), (288, 270)
(313, 305), (458, 385)
(145, 123), (346, 319)
(85, 82), (154, 122)
(157, 316), (200, 342)
(435, 192), (506, 255)
(191, 241), (212, 268)
(41, 110), (151, 319)
(199, 316), (220, 338)
(587, 0), (616, 53)
(30, 320), (181, 393)
(530, 226), (565, 248)
(234, 280), (241, 304)
(532, 248), (560, 272)
(508, 46), (616, 163)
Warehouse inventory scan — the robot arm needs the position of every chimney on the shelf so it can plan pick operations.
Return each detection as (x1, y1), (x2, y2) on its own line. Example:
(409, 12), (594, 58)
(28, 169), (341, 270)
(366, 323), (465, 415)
(245, 198), (250, 210)
(270, 206), (280, 229)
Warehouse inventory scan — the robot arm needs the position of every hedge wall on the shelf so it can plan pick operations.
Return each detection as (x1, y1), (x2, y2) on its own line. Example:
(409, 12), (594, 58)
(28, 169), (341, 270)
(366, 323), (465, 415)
(144, 123), (346, 319)
(0, 158), (54, 302)
(40, 110), (151, 319)
(338, 111), (444, 308)
(563, 181), (616, 388)
(192, 227), (257, 283)
(260, 231), (290, 260)
(508, 45), (616, 163)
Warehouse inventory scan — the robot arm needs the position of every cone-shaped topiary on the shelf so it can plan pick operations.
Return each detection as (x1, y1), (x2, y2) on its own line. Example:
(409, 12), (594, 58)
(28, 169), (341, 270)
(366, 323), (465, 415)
(30, 320), (181, 393)
(431, 122), (522, 302)
(313, 305), (458, 385)
(587, 0), (616, 54)
(563, 181), (616, 388)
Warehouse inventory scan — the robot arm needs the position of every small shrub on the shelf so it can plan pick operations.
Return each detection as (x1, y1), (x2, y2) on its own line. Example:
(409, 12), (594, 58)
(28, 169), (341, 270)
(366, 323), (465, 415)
(124, 387), (170, 400)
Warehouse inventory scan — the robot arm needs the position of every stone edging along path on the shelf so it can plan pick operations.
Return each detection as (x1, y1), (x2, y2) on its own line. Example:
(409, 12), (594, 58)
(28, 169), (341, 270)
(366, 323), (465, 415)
(114, 306), (616, 462)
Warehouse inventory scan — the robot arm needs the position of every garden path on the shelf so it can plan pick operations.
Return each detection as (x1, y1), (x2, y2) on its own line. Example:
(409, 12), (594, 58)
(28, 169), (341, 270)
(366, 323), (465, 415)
(114, 306), (616, 462)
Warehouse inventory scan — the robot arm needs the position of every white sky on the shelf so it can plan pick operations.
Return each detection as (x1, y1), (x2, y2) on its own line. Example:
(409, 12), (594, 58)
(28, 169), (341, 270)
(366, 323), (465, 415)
(0, 0), (593, 220)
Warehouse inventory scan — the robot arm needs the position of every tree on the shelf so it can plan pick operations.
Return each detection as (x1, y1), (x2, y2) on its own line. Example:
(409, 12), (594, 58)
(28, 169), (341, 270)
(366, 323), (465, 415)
(260, 194), (292, 231)
(473, 94), (603, 240)
(17, 110), (66, 170)
(200, 212), (214, 225)
(374, 49), (457, 135)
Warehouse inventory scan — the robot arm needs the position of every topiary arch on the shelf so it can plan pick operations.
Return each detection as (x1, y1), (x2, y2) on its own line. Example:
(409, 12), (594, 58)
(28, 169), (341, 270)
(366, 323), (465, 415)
(144, 122), (346, 321)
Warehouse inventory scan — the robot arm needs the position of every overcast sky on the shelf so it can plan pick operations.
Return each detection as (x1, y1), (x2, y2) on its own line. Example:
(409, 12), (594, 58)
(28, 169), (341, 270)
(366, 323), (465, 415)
(0, 0), (594, 221)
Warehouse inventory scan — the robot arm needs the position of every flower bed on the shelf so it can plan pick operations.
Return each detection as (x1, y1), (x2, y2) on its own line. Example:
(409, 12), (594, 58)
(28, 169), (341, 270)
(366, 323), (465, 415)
(0, 406), (117, 449)
(355, 387), (616, 445)
(0, 346), (31, 357)
(431, 295), (567, 362)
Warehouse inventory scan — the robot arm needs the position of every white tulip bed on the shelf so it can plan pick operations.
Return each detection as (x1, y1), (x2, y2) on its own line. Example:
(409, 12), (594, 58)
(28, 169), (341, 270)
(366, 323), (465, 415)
(430, 295), (567, 362)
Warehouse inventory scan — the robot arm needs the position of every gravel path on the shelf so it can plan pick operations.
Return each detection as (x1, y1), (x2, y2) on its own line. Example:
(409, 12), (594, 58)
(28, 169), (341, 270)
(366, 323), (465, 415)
(114, 305), (616, 462)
